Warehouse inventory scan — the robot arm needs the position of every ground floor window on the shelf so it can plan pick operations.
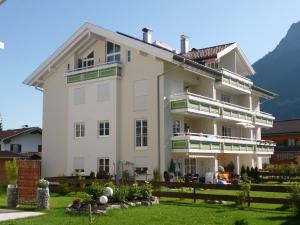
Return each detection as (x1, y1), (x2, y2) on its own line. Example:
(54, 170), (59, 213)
(73, 157), (84, 173)
(135, 167), (148, 175)
(98, 158), (109, 173)
(185, 158), (196, 174)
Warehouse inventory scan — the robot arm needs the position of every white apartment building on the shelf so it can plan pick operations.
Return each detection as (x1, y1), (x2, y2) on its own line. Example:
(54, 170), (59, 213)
(24, 23), (276, 179)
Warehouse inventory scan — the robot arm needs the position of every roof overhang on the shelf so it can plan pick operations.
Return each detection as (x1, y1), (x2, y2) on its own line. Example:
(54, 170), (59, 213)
(0, 127), (42, 142)
(24, 23), (174, 87)
(217, 43), (255, 75)
(252, 85), (278, 100)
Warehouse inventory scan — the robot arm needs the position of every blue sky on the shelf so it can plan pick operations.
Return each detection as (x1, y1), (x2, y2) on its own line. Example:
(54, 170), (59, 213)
(0, 0), (300, 129)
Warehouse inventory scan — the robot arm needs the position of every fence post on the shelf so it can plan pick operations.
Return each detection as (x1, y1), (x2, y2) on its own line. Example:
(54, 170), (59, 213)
(193, 187), (196, 203)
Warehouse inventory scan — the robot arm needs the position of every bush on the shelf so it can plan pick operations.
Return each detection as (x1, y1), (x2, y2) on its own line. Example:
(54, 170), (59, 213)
(67, 191), (91, 199)
(82, 195), (93, 205)
(122, 170), (130, 181)
(89, 171), (96, 179)
(127, 183), (140, 201)
(58, 183), (69, 196)
(169, 159), (176, 173)
(5, 158), (18, 186)
(153, 168), (161, 182)
(289, 184), (300, 217)
(240, 166), (246, 177)
(85, 182), (104, 200)
(112, 185), (128, 203)
(97, 170), (108, 179)
(139, 181), (152, 199)
(234, 219), (249, 225)
(237, 175), (251, 207)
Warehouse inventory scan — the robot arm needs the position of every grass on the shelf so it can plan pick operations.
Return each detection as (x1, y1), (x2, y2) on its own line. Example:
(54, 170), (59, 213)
(0, 192), (298, 225)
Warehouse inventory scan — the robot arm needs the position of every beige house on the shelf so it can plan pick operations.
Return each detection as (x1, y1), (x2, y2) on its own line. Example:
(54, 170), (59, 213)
(24, 23), (276, 180)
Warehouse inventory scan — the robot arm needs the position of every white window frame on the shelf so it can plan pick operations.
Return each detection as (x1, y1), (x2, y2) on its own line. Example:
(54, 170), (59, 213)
(221, 95), (231, 103)
(78, 51), (94, 69)
(106, 41), (121, 63)
(98, 121), (110, 137)
(173, 120), (181, 136)
(75, 122), (85, 138)
(97, 157), (110, 173)
(222, 126), (232, 137)
(127, 50), (131, 62)
(135, 119), (148, 150)
(185, 158), (196, 174)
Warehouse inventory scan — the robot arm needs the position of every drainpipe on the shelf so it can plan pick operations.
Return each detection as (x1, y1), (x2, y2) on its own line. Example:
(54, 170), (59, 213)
(156, 59), (185, 173)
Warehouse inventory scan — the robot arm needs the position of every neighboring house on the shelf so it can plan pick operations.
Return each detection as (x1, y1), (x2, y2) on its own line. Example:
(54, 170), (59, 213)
(0, 127), (42, 154)
(24, 23), (276, 179)
(262, 119), (300, 164)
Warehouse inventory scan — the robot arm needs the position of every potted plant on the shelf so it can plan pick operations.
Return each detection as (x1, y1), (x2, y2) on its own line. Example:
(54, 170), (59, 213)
(37, 178), (50, 209)
(5, 158), (19, 208)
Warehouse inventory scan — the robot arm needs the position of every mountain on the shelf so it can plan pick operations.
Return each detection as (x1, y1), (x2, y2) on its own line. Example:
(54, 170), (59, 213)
(252, 20), (300, 120)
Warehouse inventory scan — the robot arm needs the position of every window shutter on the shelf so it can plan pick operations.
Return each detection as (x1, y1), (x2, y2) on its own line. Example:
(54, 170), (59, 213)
(74, 87), (85, 105)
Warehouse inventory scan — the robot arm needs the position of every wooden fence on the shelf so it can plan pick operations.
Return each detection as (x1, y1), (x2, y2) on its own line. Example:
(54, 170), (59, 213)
(45, 177), (293, 205)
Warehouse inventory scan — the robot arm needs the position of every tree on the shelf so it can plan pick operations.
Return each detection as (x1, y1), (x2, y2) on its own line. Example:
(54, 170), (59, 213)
(168, 159), (175, 173)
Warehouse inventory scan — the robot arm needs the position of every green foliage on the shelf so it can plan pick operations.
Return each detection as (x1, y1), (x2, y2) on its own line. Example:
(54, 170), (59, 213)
(96, 170), (108, 179)
(82, 195), (93, 205)
(58, 183), (69, 196)
(85, 183), (104, 200)
(240, 166), (260, 183)
(237, 175), (251, 207)
(169, 159), (175, 173)
(37, 179), (49, 188)
(112, 185), (128, 203)
(5, 158), (18, 186)
(241, 166), (246, 177)
(153, 168), (161, 182)
(67, 192), (91, 199)
(234, 219), (249, 225)
(289, 184), (300, 217)
(127, 183), (140, 201)
(121, 170), (130, 181)
(139, 181), (153, 199)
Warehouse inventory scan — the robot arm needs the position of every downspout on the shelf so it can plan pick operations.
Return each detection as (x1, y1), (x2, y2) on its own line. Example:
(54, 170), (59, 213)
(156, 59), (185, 173)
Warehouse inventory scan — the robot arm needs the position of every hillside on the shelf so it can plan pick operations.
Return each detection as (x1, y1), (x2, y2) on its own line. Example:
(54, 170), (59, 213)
(252, 20), (300, 120)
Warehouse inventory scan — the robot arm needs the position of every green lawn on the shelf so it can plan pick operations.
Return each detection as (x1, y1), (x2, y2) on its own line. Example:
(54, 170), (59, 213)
(0, 193), (298, 225)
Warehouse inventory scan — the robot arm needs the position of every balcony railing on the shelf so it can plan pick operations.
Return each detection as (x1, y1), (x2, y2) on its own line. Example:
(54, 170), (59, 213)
(216, 68), (253, 94)
(170, 92), (274, 126)
(65, 62), (122, 84)
(171, 132), (275, 154)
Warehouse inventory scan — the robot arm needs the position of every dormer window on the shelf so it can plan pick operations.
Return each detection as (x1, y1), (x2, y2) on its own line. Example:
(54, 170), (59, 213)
(77, 51), (94, 69)
(106, 41), (121, 63)
(207, 62), (218, 69)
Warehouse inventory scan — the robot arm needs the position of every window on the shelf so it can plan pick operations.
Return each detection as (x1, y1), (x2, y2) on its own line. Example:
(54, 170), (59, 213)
(288, 138), (295, 146)
(75, 122), (85, 138)
(73, 157), (84, 173)
(135, 167), (148, 175)
(221, 95), (231, 103)
(77, 51), (94, 69)
(222, 126), (232, 137)
(106, 41), (121, 63)
(207, 62), (218, 69)
(74, 87), (85, 105)
(127, 50), (131, 62)
(98, 158), (109, 173)
(97, 83), (110, 102)
(173, 120), (181, 135)
(99, 121), (110, 136)
(38, 145), (42, 152)
(10, 144), (21, 153)
(135, 119), (148, 148)
(185, 158), (196, 174)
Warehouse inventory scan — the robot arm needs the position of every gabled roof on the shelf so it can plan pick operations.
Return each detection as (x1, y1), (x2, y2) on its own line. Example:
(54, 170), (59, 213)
(182, 43), (235, 61)
(0, 127), (42, 142)
(262, 119), (300, 135)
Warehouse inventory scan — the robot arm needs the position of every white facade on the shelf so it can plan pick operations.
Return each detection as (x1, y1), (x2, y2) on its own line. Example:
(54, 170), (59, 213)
(24, 23), (276, 179)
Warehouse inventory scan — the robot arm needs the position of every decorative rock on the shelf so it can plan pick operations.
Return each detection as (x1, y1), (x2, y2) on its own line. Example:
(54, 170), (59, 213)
(99, 195), (108, 205)
(127, 202), (136, 207)
(135, 201), (142, 206)
(7, 185), (18, 208)
(122, 203), (129, 208)
(110, 204), (121, 209)
(37, 188), (50, 209)
(95, 210), (107, 215)
(103, 187), (113, 197)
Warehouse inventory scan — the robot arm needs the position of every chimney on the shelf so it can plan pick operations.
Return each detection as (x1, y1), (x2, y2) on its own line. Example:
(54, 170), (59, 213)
(142, 27), (153, 43)
(180, 35), (190, 54)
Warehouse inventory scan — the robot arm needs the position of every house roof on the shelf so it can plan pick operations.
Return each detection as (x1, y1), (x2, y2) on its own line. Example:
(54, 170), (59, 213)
(262, 119), (300, 135)
(182, 43), (235, 61)
(0, 151), (24, 159)
(0, 127), (42, 142)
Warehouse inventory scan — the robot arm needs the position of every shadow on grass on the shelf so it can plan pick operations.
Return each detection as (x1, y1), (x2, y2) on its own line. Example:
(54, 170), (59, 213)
(263, 215), (300, 225)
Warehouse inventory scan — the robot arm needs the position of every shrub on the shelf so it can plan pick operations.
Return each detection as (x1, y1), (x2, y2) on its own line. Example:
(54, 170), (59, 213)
(112, 185), (128, 203)
(289, 184), (300, 217)
(89, 171), (96, 179)
(234, 219), (249, 225)
(139, 181), (152, 199)
(67, 191), (92, 199)
(37, 178), (49, 189)
(240, 166), (246, 177)
(127, 183), (140, 201)
(236, 175), (251, 207)
(153, 168), (161, 182)
(122, 170), (130, 181)
(82, 195), (93, 205)
(85, 182), (104, 200)
(58, 183), (69, 196)
(169, 159), (175, 173)
(97, 170), (108, 179)
(5, 158), (18, 186)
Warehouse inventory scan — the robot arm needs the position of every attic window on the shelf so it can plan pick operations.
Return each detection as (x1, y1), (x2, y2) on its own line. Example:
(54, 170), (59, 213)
(106, 41), (120, 63)
(77, 51), (94, 69)
(207, 62), (218, 69)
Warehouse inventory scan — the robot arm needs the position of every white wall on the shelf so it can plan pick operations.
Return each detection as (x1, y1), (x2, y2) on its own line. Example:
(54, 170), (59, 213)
(3, 132), (41, 152)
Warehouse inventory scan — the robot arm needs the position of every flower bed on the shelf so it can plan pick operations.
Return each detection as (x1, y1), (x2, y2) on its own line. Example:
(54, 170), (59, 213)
(66, 181), (159, 215)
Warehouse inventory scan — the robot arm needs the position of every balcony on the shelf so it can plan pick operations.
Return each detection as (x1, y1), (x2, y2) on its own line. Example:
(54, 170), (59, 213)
(221, 102), (254, 123)
(254, 112), (274, 127)
(215, 68), (253, 94)
(170, 93), (221, 118)
(171, 133), (275, 154)
(65, 62), (122, 84)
